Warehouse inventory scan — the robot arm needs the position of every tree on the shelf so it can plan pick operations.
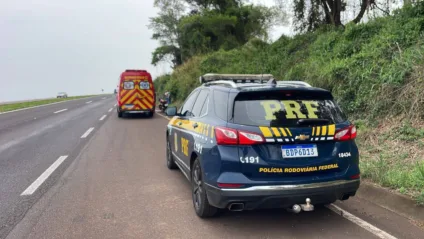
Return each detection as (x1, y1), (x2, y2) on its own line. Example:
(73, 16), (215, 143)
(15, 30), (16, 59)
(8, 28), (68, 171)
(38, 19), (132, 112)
(275, 0), (397, 32)
(150, 0), (285, 64)
(185, 0), (243, 12)
(148, 0), (186, 68)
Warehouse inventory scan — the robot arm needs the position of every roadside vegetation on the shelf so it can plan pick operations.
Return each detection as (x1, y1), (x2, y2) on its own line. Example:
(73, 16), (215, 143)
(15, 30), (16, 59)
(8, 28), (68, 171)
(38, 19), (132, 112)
(151, 0), (424, 203)
(0, 95), (97, 113)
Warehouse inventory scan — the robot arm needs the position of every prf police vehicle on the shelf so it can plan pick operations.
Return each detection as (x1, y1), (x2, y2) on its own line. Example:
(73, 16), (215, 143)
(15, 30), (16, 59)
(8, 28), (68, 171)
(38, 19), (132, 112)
(165, 74), (360, 218)
(116, 69), (156, 118)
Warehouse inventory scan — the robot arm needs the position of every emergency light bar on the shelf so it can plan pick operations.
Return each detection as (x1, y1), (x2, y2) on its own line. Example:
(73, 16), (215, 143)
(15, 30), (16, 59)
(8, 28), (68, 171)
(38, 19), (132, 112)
(125, 69), (147, 73)
(199, 73), (274, 84)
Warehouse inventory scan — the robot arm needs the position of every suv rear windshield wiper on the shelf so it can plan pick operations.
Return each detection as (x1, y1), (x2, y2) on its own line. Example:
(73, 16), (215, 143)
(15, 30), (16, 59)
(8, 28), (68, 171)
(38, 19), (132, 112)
(297, 119), (330, 126)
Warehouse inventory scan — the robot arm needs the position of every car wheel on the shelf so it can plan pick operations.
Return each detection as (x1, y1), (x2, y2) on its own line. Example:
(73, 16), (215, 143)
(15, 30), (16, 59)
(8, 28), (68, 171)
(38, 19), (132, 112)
(191, 158), (219, 218)
(117, 110), (123, 118)
(166, 140), (177, 169)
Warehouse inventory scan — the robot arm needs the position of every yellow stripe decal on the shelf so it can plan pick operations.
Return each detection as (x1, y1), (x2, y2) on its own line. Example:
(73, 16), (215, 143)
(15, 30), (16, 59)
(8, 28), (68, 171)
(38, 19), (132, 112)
(322, 125), (327, 136)
(328, 124), (336, 135)
(316, 126), (321, 136)
(285, 128), (292, 136)
(259, 127), (273, 137)
(279, 128), (287, 137)
(271, 127), (281, 137)
(312, 127), (315, 136)
(211, 126), (215, 138)
(204, 124), (209, 136)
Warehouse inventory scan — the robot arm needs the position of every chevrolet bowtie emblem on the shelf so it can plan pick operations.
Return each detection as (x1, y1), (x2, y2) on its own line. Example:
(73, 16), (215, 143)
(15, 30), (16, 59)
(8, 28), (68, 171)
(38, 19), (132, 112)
(295, 134), (310, 140)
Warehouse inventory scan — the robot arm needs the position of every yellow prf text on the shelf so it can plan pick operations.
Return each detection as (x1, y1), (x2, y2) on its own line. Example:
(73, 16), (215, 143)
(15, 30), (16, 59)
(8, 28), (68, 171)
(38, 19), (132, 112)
(260, 100), (319, 120)
(181, 137), (189, 156)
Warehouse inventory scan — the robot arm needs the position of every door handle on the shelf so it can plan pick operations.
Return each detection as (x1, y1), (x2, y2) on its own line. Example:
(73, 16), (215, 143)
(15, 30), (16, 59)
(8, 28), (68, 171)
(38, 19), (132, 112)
(192, 123), (198, 128)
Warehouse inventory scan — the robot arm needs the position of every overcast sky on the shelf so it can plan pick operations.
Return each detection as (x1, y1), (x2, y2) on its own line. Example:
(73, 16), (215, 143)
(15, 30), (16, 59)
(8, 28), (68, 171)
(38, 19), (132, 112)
(1, 0), (290, 102)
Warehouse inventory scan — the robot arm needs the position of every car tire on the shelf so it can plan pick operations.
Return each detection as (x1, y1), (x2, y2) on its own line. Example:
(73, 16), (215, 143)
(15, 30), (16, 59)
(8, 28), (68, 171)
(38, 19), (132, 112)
(117, 110), (123, 118)
(166, 140), (177, 170)
(147, 112), (154, 118)
(191, 158), (219, 218)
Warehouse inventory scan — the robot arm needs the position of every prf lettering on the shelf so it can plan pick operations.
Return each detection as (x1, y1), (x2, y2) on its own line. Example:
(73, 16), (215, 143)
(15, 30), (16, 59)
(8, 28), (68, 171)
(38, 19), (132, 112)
(260, 100), (319, 120)
(181, 137), (189, 156)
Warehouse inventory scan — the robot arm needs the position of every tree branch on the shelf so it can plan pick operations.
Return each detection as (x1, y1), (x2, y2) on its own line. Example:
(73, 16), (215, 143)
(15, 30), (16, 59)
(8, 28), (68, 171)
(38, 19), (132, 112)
(321, 0), (335, 25)
(351, 0), (368, 24)
(372, 3), (391, 16)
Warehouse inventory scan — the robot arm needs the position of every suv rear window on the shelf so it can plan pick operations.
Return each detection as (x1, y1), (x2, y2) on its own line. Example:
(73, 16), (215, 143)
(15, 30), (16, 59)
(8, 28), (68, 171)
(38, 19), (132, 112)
(233, 93), (346, 127)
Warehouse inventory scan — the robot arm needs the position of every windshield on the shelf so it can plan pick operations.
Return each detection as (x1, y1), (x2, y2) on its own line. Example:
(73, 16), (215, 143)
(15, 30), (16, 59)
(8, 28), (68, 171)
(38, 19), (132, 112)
(233, 98), (346, 127)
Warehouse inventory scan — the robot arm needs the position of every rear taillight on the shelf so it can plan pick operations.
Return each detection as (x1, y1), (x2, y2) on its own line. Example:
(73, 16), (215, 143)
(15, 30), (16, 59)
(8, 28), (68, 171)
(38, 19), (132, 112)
(335, 125), (357, 141)
(215, 127), (264, 145)
(215, 127), (238, 145)
(238, 131), (264, 145)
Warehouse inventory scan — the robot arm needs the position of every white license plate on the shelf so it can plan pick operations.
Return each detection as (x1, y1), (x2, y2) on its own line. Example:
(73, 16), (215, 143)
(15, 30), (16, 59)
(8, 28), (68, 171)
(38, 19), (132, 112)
(282, 144), (318, 158)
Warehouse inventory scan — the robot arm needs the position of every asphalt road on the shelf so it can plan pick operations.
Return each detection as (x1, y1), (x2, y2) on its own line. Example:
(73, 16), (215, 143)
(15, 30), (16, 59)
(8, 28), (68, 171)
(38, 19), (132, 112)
(0, 95), (115, 238)
(0, 99), (423, 239)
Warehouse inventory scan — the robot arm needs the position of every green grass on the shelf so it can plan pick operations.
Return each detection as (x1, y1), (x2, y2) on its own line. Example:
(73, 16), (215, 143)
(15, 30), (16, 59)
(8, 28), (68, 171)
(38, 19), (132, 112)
(0, 95), (97, 113)
(357, 120), (424, 204)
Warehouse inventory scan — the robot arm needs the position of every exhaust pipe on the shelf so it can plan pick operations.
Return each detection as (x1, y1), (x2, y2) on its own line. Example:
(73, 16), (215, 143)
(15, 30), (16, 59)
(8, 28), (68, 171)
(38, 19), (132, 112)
(228, 203), (244, 211)
(286, 204), (302, 214)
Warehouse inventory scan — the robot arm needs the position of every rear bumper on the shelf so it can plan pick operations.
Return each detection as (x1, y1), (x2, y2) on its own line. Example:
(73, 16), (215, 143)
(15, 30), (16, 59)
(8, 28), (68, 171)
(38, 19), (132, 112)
(118, 107), (154, 114)
(122, 110), (153, 114)
(205, 179), (360, 210)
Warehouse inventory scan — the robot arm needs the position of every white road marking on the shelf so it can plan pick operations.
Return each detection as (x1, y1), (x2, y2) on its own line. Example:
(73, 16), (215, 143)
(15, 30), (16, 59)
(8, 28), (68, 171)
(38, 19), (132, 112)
(102, 97), (106, 99)
(81, 127), (95, 138)
(53, 109), (67, 114)
(21, 155), (68, 196)
(155, 110), (162, 112)
(327, 204), (397, 239)
(114, 104), (117, 107)
(108, 108), (113, 112)
(86, 101), (92, 104)
(99, 115), (107, 121)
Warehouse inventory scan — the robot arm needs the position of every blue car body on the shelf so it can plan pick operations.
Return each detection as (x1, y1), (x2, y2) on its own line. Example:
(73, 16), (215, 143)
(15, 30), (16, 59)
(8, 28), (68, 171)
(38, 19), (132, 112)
(165, 75), (360, 217)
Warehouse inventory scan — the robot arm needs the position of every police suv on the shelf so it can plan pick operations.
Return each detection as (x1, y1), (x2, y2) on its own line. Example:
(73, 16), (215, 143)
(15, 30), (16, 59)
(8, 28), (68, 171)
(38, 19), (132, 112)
(165, 74), (360, 218)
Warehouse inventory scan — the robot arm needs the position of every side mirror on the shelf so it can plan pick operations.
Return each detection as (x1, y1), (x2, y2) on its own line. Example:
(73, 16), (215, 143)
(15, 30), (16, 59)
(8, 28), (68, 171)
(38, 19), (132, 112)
(165, 106), (177, 116)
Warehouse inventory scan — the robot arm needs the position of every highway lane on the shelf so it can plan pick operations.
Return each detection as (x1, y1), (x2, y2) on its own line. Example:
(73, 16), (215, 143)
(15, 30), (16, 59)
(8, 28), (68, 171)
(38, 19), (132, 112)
(0, 95), (109, 134)
(0, 95), (116, 238)
(5, 113), (424, 239)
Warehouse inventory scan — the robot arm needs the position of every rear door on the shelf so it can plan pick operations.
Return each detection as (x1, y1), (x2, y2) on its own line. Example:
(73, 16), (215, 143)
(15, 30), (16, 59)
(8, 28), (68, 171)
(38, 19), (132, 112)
(229, 90), (352, 183)
(119, 76), (136, 110)
(133, 74), (155, 111)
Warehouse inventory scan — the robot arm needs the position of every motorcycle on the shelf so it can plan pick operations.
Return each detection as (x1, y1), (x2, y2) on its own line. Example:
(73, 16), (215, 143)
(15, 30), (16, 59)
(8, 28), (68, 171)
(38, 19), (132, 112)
(158, 98), (168, 112)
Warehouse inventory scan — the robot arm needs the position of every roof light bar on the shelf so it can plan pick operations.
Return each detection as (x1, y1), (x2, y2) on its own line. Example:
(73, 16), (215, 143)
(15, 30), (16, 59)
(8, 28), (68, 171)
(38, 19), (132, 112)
(276, 81), (311, 87)
(200, 73), (274, 84)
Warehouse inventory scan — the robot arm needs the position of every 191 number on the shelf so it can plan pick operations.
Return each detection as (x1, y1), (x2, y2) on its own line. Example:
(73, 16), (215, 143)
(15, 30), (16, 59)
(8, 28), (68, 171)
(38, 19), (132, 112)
(240, 156), (259, 164)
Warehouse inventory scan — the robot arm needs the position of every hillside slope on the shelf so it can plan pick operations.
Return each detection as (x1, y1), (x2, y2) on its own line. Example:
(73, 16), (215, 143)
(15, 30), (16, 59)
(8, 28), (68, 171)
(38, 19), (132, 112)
(154, 4), (424, 203)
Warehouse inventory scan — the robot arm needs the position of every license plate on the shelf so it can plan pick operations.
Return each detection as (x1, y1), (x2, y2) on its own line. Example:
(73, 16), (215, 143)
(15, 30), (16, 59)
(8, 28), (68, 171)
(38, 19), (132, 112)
(282, 144), (318, 158)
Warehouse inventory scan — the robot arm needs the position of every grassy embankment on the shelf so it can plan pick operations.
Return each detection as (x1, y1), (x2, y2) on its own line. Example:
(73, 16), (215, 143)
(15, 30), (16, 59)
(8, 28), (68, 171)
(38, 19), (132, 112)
(154, 4), (424, 204)
(0, 95), (98, 113)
